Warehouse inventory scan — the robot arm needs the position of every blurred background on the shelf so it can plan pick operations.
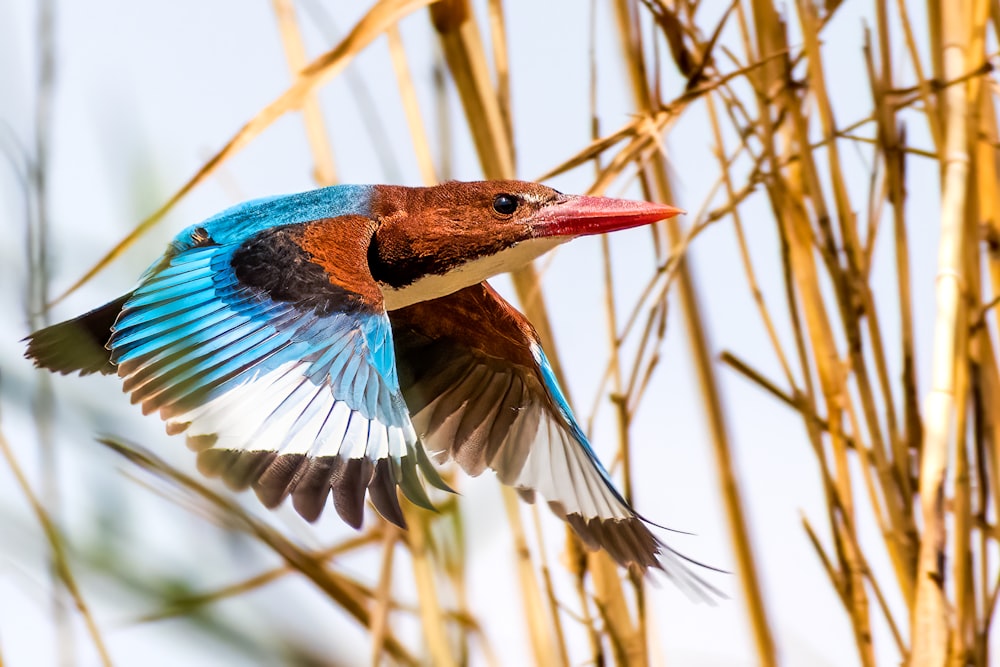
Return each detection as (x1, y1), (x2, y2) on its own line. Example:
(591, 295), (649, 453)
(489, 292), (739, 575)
(1, 1), (996, 665)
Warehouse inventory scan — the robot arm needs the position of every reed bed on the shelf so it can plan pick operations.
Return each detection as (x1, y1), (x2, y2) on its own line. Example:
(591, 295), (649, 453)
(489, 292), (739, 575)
(4, 0), (999, 665)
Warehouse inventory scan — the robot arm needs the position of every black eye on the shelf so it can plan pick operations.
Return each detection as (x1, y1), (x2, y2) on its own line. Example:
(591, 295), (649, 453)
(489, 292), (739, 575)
(493, 194), (519, 215)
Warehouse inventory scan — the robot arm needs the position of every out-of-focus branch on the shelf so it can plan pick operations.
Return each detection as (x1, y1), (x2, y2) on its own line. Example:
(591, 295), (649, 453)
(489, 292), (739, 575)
(271, 0), (338, 186)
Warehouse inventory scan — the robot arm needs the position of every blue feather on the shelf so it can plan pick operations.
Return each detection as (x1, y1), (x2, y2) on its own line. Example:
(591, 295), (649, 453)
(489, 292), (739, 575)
(361, 316), (398, 389)
(96, 189), (442, 525)
(171, 185), (375, 251)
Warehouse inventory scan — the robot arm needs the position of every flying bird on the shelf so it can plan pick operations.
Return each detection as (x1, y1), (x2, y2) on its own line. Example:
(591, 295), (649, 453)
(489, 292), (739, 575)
(25, 180), (715, 594)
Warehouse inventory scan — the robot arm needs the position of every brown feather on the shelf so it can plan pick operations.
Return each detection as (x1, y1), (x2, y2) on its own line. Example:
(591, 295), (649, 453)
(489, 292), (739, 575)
(368, 459), (406, 529)
(253, 453), (309, 508)
(330, 457), (375, 529)
(23, 294), (129, 376)
(291, 457), (337, 522)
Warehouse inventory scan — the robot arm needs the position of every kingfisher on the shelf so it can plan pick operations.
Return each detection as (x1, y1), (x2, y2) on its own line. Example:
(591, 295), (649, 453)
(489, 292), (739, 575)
(25, 180), (714, 594)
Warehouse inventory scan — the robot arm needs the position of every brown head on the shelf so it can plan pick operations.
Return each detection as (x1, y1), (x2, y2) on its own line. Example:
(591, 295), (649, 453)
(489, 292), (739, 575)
(367, 180), (681, 310)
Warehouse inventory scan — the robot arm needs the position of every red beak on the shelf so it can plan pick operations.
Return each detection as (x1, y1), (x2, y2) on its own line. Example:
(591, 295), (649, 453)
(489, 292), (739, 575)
(533, 194), (683, 238)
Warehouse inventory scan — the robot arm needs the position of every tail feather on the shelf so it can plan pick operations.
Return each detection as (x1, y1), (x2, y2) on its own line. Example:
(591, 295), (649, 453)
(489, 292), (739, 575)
(24, 294), (131, 376)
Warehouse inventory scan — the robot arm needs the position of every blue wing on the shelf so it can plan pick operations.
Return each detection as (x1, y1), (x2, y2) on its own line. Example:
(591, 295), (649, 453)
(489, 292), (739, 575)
(109, 217), (446, 528)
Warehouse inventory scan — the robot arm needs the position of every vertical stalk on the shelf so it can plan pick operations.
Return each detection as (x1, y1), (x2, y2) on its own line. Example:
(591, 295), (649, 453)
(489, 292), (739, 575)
(271, 0), (338, 185)
(387, 25), (438, 185)
(612, 2), (775, 664)
(403, 505), (457, 667)
(911, 0), (971, 663)
(500, 488), (564, 667)
(27, 1), (68, 663)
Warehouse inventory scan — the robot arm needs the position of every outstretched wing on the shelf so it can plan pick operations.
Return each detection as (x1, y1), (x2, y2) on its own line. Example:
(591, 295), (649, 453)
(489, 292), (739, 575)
(389, 282), (717, 592)
(108, 215), (447, 528)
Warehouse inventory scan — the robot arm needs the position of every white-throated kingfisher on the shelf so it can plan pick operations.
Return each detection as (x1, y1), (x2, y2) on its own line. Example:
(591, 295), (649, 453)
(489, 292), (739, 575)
(26, 180), (714, 594)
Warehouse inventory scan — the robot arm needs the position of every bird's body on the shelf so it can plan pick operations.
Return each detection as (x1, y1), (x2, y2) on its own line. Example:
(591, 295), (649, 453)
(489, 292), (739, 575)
(26, 180), (715, 595)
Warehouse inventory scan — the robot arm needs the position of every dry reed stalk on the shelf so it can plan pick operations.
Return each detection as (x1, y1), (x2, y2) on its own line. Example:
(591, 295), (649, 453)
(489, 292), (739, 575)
(132, 534), (381, 624)
(895, 0), (942, 150)
(862, 21), (919, 556)
(951, 267), (974, 667)
(0, 427), (113, 667)
(401, 505), (456, 667)
(429, 0), (571, 391)
(704, 94), (795, 390)
(600, 233), (633, 500)
(99, 438), (420, 666)
(386, 25), (438, 186)
(500, 487), (564, 667)
(794, 7), (876, 664)
(585, 555), (639, 667)
(949, 9), (993, 660)
(368, 527), (398, 666)
(271, 0), (338, 185)
(614, 3), (775, 664)
(730, 3), (915, 662)
(485, 0), (512, 146)
(271, 11), (468, 663)
(911, 0), (972, 662)
(718, 0), (1000, 663)
(428, 4), (588, 665)
(51, 0), (436, 307)
(973, 69), (1000, 667)
(24, 0), (70, 659)
(529, 505), (571, 667)
(429, 0), (512, 178)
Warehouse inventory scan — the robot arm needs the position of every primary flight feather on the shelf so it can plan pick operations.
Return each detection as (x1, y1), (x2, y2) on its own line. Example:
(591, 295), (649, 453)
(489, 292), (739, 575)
(25, 180), (716, 595)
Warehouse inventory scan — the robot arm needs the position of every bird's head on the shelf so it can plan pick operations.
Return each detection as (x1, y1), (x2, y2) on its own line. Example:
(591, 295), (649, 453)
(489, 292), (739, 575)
(368, 180), (682, 310)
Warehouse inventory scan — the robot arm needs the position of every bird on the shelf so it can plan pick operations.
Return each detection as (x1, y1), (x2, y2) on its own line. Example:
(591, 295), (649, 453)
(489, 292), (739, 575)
(25, 179), (716, 595)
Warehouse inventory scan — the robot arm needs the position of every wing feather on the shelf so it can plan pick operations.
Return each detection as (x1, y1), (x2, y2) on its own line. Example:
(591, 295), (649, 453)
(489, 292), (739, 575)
(105, 216), (445, 527)
(390, 282), (719, 591)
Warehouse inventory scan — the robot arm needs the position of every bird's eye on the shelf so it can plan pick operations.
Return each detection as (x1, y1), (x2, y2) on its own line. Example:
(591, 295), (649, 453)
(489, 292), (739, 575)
(493, 194), (519, 215)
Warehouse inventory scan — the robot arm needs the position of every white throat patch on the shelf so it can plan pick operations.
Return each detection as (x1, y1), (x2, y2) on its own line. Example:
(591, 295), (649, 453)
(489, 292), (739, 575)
(379, 236), (565, 310)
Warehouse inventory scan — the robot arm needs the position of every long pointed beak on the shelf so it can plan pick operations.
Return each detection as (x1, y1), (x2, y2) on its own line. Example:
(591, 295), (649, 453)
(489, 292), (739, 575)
(533, 194), (684, 238)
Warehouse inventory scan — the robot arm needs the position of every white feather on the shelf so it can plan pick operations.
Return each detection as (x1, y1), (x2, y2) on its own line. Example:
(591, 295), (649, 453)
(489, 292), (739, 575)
(379, 237), (564, 310)
(510, 411), (632, 521)
(315, 401), (353, 457)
